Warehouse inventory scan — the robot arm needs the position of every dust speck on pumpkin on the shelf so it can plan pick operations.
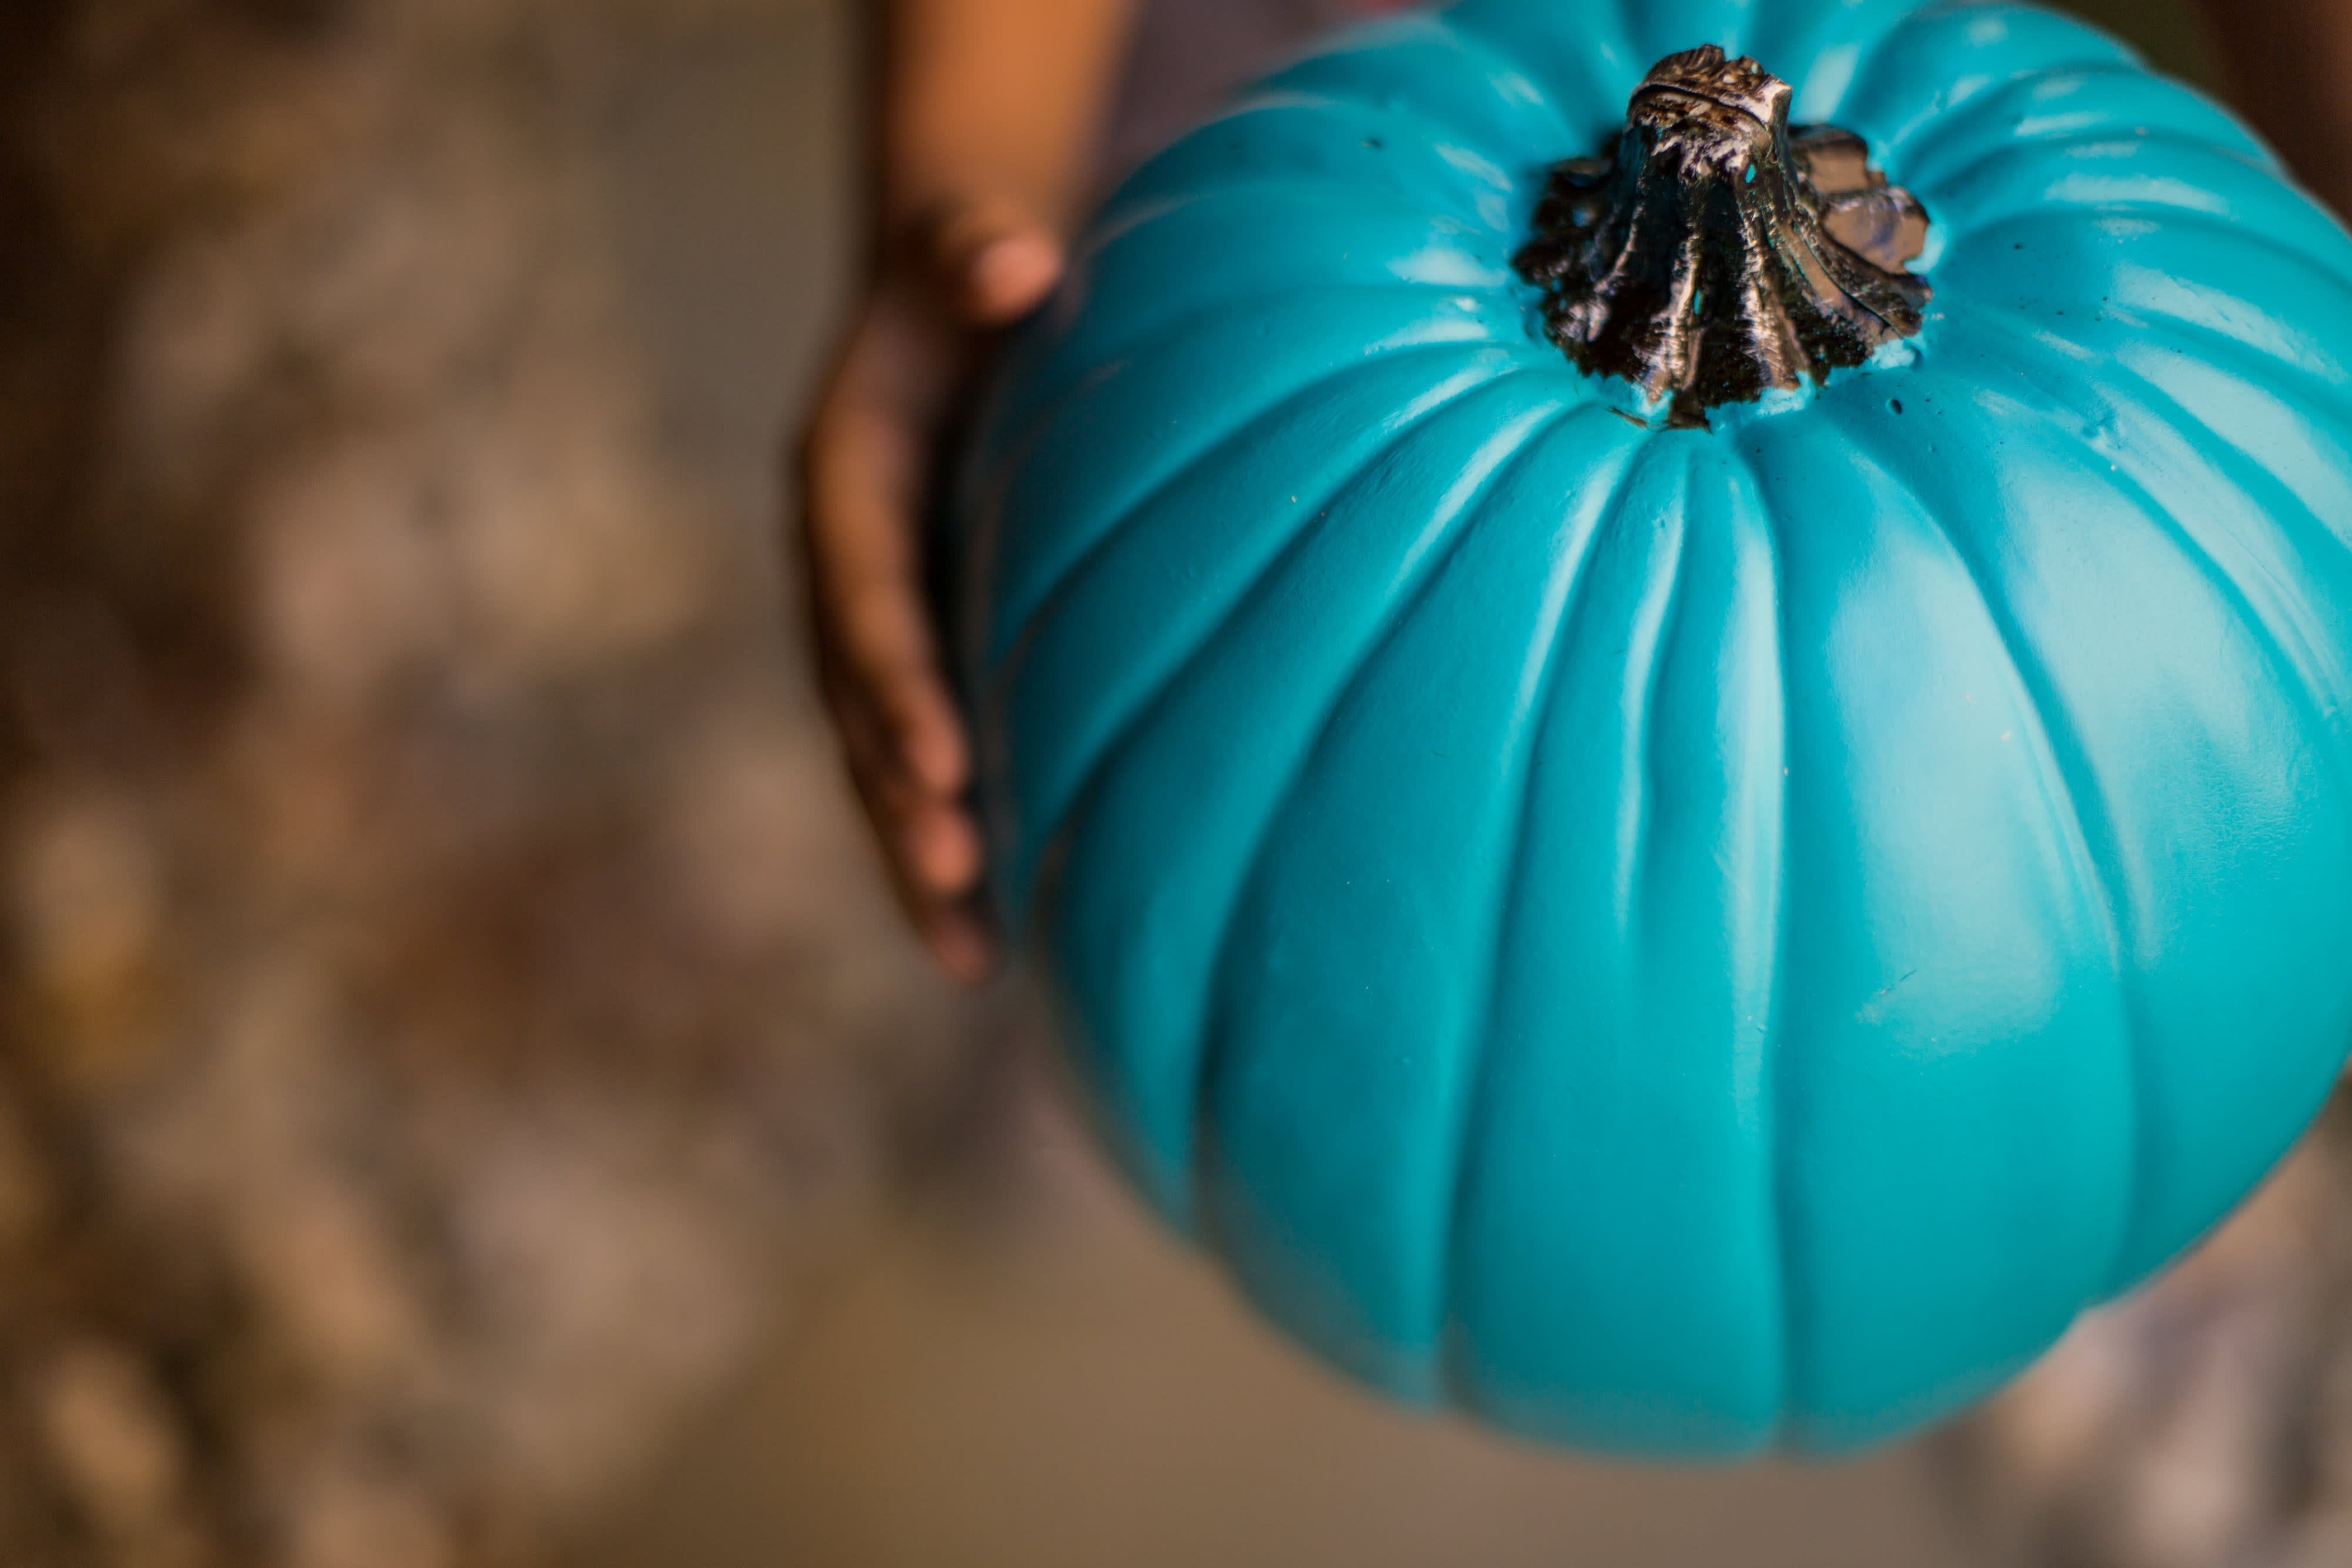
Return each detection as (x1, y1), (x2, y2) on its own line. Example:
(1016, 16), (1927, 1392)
(1856, 969), (1921, 1025)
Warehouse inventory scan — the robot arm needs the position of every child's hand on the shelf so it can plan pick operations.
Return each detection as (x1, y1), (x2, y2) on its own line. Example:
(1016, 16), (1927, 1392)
(797, 201), (1063, 982)
(796, 0), (1130, 979)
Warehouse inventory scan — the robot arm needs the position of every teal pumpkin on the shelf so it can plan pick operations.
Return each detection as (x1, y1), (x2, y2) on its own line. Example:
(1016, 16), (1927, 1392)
(952, 0), (2352, 1455)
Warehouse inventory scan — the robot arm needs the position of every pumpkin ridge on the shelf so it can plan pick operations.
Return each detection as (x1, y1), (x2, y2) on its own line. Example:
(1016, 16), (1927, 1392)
(986, 290), (1519, 469)
(978, 342), (1509, 900)
(1818, 391), (2146, 1306)
(1925, 143), (2352, 268)
(1611, 0), (1676, 71)
(1082, 182), (1512, 265)
(1946, 313), (2352, 728)
(1843, 5), (2127, 162)
(1958, 305), (2352, 774)
(1934, 212), (2352, 365)
(1101, 165), (1518, 244)
(1735, 6), (1907, 122)
(994, 365), (1559, 912)
(2093, 306), (2352, 446)
(1044, 185), (1515, 346)
(1762, 406), (2141, 1442)
(2099, 320), (2352, 567)
(1920, 130), (2293, 206)
(1190, 393), (1600, 1351)
(1720, 440), (1798, 1449)
(1875, 62), (2142, 182)
(1434, 426), (1670, 1418)
(1262, 16), (1576, 156)
(1440, 437), (1795, 1449)
(1038, 190), (1512, 371)
(1440, 5), (1640, 142)
(1899, 87), (2270, 194)
(1899, 369), (2351, 1286)
(1430, 430), (1675, 1420)
(1065, 178), (1510, 273)
(1949, 204), (2352, 299)
(2110, 281), (2352, 390)
(992, 350), (1531, 698)
(1038, 392), (1614, 1235)
(985, 339), (1522, 668)
(1099, 93), (1520, 233)
(1626, 456), (1696, 950)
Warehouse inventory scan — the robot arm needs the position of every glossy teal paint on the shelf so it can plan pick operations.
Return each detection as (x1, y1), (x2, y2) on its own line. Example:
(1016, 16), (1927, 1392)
(951, 0), (2352, 1455)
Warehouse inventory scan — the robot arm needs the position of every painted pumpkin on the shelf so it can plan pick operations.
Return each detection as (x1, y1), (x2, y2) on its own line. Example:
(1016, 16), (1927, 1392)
(952, 0), (2352, 1455)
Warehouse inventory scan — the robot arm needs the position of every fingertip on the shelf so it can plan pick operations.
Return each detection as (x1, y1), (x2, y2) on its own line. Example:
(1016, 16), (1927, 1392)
(963, 232), (1064, 323)
(904, 712), (971, 797)
(924, 907), (998, 985)
(904, 803), (984, 897)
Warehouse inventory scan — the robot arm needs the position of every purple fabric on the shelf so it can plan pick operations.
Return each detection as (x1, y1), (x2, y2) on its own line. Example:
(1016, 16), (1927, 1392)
(1101, 0), (1399, 179)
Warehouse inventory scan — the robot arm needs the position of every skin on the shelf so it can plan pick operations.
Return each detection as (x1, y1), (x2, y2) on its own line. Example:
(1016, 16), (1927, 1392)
(796, 0), (1135, 979)
(798, 0), (2349, 983)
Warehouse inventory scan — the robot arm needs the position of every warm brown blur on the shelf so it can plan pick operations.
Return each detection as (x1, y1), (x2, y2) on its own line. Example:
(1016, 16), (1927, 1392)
(0, 3), (963, 1562)
(0, 3), (2345, 1568)
(2199, 0), (2352, 220)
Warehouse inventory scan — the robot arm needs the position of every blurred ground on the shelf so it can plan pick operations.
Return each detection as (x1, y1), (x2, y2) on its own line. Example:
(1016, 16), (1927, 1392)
(0, 2), (963, 1561)
(568, 1027), (1982, 1568)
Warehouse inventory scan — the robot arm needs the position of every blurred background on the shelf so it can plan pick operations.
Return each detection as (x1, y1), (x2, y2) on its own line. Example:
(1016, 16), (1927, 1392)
(4, 1), (2350, 1566)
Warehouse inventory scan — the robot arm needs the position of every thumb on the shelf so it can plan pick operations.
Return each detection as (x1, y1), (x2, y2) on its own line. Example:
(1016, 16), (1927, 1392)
(916, 199), (1067, 325)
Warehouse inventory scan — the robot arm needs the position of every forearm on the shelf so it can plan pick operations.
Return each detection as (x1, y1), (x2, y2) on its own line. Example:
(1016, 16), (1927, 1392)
(2196, 0), (2352, 218)
(880, 0), (1138, 242)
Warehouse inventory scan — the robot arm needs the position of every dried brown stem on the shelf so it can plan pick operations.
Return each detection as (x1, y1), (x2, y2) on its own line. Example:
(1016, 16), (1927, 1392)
(1514, 45), (1931, 429)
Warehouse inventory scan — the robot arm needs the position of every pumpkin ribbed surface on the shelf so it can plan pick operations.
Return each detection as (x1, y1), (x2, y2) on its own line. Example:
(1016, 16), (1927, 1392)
(953, 0), (2352, 1453)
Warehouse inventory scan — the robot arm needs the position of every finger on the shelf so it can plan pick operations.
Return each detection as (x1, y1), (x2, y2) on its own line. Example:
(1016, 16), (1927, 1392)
(823, 668), (977, 891)
(829, 679), (997, 981)
(796, 292), (1001, 983)
(832, 581), (971, 797)
(960, 229), (1063, 323)
(920, 899), (998, 984)
(809, 474), (971, 804)
(900, 791), (984, 895)
(877, 817), (998, 985)
(803, 385), (974, 803)
(913, 199), (1067, 325)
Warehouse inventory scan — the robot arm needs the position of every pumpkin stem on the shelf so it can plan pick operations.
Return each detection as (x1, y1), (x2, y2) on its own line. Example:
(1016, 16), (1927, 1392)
(1514, 46), (1931, 429)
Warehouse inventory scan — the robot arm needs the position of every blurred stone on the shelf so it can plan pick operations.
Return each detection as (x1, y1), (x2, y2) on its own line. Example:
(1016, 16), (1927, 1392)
(1947, 1096), (2352, 1568)
(9, 792), (175, 1092)
(36, 1340), (190, 1543)
(0, 2), (959, 1565)
(279, 1463), (457, 1568)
